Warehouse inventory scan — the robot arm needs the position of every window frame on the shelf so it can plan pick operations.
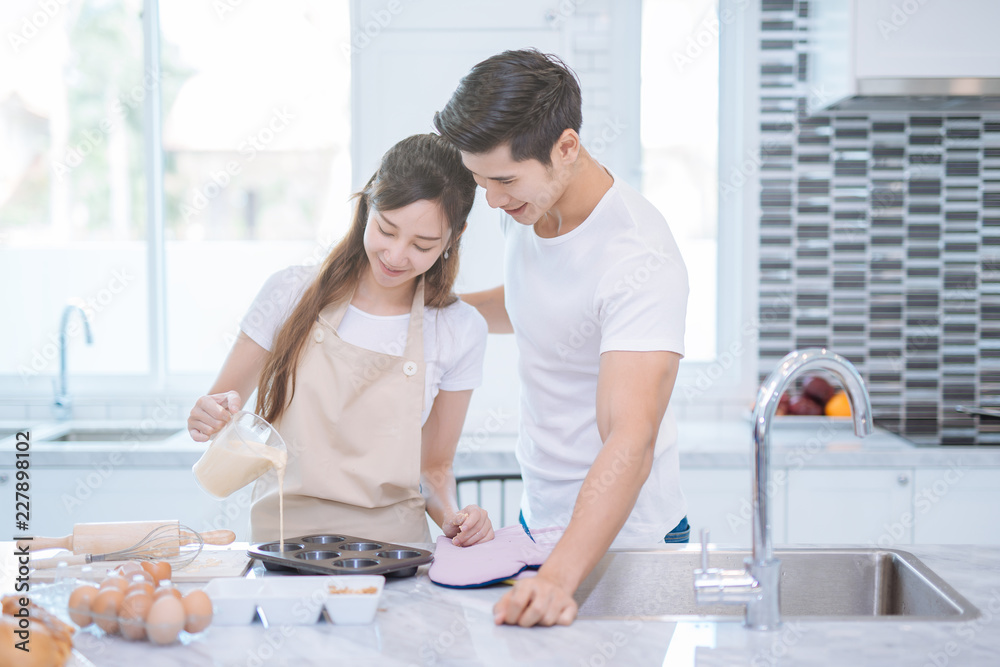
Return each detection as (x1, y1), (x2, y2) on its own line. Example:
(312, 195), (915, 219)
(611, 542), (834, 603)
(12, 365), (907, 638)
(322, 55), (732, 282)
(2, 0), (761, 411)
(671, 0), (761, 406)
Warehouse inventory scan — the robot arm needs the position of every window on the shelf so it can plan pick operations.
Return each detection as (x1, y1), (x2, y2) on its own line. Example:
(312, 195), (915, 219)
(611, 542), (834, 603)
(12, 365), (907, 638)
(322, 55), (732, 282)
(1, 0), (150, 379)
(0, 0), (351, 395)
(641, 0), (720, 363)
(158, 2), (350, 375)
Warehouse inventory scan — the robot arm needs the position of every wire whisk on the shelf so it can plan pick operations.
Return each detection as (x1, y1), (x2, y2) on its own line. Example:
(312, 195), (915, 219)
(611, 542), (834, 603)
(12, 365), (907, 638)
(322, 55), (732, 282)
(33, 523), (206, 571)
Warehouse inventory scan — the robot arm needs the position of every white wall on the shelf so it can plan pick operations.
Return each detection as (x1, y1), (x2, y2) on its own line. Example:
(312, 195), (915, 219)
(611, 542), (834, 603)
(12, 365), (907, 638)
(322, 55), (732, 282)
(350, 0), (642, 434)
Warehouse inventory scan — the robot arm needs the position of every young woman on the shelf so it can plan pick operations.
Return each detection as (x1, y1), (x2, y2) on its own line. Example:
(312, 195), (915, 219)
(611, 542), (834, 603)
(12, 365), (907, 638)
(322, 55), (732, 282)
(188, 133), (494, 547)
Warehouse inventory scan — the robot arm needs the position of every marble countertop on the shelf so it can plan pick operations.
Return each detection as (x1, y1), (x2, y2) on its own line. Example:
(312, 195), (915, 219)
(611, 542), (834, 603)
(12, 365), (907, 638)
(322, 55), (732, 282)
(14, 543), (1000, 666)
(8, 417), (1000, 470)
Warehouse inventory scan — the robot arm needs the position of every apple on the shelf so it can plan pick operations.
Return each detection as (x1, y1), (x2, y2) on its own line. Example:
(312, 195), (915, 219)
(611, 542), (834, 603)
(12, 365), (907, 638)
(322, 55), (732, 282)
(776, 392), (792, 416)
(802, 375), (836, 404)
(788, 394), (824, 416)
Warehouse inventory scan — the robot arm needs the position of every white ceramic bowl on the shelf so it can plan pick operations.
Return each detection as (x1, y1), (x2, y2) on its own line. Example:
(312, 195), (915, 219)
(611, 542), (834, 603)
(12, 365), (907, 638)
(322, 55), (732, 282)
(322, 575), (385, 625)
(202, 578), (266, 625)
(256, 578), (328, 625)
(202, 575), (386, 626)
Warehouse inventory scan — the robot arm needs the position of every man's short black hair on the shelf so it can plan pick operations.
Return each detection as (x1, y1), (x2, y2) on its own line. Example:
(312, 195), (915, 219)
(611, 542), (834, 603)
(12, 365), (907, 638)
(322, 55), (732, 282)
(433, 49), (583, 166)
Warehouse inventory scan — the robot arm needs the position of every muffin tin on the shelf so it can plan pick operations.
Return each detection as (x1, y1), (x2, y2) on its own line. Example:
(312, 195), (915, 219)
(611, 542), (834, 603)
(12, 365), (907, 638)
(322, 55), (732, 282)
(248, 534), (433, 577)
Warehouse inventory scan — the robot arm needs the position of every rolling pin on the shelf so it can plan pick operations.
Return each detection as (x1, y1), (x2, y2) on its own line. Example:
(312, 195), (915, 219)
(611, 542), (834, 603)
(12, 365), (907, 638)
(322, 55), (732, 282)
(19, 520), (235, 554)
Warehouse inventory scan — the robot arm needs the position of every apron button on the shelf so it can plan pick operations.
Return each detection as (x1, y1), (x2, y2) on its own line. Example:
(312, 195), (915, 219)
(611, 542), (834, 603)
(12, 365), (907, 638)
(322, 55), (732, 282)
(314, 329), (325, 343)
(403, 361), (417, 376)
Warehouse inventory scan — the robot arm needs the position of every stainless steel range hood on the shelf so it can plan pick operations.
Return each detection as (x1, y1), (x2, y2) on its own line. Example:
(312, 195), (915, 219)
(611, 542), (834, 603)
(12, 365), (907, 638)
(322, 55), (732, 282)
(807, 0), (1000, 114)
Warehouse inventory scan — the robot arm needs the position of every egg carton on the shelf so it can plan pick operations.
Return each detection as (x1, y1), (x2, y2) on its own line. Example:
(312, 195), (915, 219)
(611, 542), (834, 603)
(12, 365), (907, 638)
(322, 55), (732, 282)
(248, 534), (433, 577)
(30, 579), (210, 646)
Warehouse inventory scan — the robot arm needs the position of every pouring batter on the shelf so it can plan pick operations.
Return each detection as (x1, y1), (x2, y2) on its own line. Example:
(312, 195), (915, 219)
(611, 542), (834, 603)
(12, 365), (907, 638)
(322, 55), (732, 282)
(188, 134), (494, 547)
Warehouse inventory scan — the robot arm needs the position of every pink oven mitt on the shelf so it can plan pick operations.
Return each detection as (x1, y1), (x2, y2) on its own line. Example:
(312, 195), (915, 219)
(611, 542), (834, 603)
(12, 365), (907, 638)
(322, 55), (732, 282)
(428, 525), (564, 588)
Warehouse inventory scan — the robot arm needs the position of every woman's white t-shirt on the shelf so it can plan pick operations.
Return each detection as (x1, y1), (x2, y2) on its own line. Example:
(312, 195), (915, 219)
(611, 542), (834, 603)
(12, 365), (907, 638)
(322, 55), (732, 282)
(240, 265), (488, 425)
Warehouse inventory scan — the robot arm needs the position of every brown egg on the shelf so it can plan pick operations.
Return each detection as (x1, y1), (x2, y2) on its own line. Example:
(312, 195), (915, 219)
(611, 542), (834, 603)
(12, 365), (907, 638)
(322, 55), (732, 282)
(140, 560), (162, 584)
(153, 583), (183, 601)
(68, 585), (99, 627)
(181, 589), (213, 633)
(152, 561), (172, 586)
(99, 575), (129, 593)
(146, 596), (185, 645)
(92, 588), (125, 635)
(118, 591), (153, 641)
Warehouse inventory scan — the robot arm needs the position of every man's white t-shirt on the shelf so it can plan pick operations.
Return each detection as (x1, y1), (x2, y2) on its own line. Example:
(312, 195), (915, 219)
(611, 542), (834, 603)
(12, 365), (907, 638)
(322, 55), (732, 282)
(502, 172), (689, 547)
(240, 265), (488, 425)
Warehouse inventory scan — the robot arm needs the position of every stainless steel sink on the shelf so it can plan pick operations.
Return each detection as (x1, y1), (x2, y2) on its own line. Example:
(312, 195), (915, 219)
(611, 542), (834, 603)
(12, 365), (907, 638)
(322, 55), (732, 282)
(43, 427), (182, 442)
(575, 548), (980, 621)
(29, 421), (187, 445)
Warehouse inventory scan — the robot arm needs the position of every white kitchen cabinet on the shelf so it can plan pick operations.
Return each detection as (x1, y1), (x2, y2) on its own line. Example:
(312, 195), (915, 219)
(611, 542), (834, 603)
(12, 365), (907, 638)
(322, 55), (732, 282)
(28, 467), (251, 541)
(912, 469), (1000, 545)
(808, 0), (1000, 113)
(682, 468), (787, 546)
(786, 468), (914, 546)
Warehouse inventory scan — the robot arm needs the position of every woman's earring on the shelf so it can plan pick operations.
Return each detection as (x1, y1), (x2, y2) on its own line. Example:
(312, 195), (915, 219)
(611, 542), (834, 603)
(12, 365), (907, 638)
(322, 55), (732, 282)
(444, 248), (450, 260)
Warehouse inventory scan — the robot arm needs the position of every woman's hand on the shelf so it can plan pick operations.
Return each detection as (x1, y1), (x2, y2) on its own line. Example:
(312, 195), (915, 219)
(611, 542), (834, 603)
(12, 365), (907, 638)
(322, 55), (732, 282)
(443, 505), (494, 547)
(188, 391), (242, 442)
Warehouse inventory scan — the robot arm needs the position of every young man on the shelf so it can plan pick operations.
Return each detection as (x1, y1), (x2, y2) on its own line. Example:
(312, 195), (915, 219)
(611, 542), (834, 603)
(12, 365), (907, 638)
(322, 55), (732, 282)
(434, 49), (689, 627)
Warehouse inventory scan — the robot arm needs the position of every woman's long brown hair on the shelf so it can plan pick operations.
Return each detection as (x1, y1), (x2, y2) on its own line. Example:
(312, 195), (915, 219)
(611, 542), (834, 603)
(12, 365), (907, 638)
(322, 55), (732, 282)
(255, 133), (476, 424)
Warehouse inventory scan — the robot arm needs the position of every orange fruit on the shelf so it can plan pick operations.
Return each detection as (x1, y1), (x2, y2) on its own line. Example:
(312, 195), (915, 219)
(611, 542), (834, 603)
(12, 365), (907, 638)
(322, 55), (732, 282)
(825, 391), (851, 417)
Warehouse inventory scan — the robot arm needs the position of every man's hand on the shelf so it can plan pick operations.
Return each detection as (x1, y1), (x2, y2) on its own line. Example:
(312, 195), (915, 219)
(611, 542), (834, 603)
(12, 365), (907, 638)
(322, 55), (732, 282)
(493, 573), (578, 627)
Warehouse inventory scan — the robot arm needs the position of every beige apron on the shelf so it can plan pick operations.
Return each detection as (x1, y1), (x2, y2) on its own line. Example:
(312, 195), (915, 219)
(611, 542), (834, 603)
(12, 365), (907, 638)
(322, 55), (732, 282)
(250, 279), (431, 543)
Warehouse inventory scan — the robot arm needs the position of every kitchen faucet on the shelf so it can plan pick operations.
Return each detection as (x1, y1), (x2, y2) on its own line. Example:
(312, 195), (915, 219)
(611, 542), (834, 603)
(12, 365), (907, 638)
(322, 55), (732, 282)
(53, 303), (94, 420)
(692, 348), (874, 630)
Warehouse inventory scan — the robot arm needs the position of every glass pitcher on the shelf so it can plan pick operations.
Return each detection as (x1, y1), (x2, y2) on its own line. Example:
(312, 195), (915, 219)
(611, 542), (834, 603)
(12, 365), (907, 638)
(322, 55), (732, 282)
(192, 410), (288, 498)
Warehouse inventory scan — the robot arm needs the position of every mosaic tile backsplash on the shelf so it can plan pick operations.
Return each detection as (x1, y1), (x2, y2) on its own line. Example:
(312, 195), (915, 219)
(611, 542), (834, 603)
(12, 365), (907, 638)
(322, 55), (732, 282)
(756, 1), (1000, 445)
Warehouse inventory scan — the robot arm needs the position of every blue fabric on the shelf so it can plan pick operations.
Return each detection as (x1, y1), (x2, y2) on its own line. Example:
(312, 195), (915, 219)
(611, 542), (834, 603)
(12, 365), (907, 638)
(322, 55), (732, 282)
(664, 516), (690, 543)
(518, 509), (534, 541)
(521, 510), (690, 544)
